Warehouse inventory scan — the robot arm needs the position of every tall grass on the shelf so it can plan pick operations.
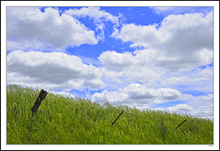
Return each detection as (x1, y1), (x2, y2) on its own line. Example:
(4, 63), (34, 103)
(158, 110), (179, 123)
(7, 84), (213, 144)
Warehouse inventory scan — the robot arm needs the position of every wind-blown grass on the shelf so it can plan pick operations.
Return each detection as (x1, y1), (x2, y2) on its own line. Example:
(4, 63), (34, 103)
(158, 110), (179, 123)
(7, 84), (213, 144)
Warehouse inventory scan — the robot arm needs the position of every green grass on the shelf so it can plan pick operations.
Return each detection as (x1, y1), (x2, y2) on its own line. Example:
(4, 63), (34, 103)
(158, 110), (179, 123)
(7, 84), (213, 144)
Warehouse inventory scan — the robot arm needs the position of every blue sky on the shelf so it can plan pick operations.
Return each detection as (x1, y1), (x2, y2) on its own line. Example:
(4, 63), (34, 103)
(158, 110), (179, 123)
(6, 6), (214, 120)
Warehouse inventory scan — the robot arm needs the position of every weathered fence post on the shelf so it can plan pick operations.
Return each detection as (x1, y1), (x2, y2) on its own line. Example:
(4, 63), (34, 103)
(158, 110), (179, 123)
(175, 119), (187, 129)
(112, 111), (124, 125)
(31, 89), (48, 115)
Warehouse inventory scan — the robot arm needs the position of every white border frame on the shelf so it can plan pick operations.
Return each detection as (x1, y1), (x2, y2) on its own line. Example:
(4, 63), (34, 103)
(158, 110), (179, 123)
(1, 1), (219, 150)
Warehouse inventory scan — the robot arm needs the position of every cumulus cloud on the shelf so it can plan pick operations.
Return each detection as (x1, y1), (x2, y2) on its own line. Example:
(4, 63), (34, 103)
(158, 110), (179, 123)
(99, 48), (213, 91)
(7, 7), (98, 51)
(151, 92), (214, 120)
(199, 94), (213, 101)
(99, 50), (165, 85)
(191, 105), (214, 120)
(92, 83), (181, 107)
(7, 50), (104, 91)
(99, 50), (135, 71)
(160, 65), (213, 93)
(160, 93), (214, 119)
(113, 12), (214, 71)
(155, 103), (213, 120)
(64, 7), (120, 25)
(157, 94), (214, 120)
(166, 104), (193, 112)
(64, 7), (123, 41)
(158, 88), (181, 100)
(152, 7), (171, 14)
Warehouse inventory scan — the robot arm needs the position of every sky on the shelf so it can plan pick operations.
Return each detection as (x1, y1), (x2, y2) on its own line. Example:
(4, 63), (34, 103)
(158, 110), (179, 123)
(6, 6), (214, 120)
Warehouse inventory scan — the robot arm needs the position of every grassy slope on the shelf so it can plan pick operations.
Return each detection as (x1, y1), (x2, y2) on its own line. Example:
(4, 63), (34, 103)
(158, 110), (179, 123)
(7, 85), (213, 144)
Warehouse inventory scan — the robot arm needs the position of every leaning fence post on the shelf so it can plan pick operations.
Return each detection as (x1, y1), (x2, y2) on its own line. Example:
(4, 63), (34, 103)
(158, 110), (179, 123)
(175, 119), (187, 129)
(112, 111), (124, 125)
(31, 89), (48, 115)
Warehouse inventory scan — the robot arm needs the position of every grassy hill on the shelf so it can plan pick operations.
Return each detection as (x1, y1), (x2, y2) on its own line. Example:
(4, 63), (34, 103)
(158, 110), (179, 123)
(7, 85), (213, 144)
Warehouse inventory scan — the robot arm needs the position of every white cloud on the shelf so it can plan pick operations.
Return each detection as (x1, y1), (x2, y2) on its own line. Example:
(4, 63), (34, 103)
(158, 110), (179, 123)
(64, 7), (120, 25)
(200, 94), (213, 101)
(114, 23), (165, 48)
(152, 7), (171, 14)
(7, 7), (98, 51)
(166, 104), (193, 112)
(99, 50), (135, 71)
(99, 50), (165, 86)
(7, 50), (104, 91)
(99, 48), (213, 92)
(191, 105), (213, 120)
(160, 65), (213, 93)
(151, 92), (214, 120)
(64, 7), (123, 41)
(113, 12), (214, 72)
(158, 88), (181, 100)
(171, 93), (213, 119)
(92, 83), (181, 107)
(181, 93), (214, 107)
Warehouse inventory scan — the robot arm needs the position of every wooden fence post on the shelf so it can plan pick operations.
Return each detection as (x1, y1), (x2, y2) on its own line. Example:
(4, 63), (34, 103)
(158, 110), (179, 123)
(175, 119), (187, 129)
(31, 89), (48, 115)
(112, 111), (124, 125)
